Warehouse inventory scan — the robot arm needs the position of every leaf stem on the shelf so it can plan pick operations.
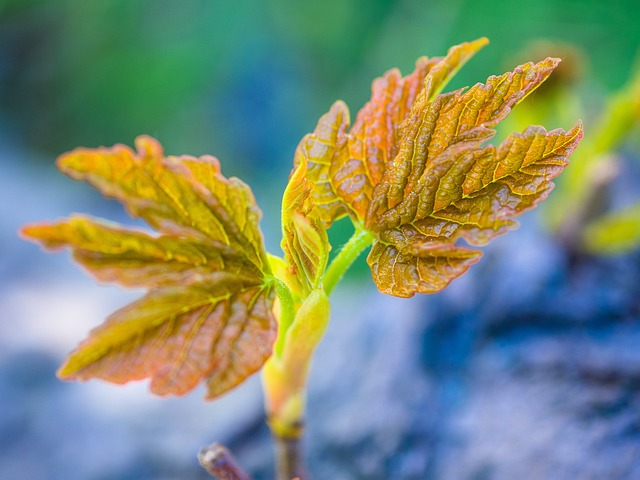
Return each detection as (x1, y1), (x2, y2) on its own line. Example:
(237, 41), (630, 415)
(270, 276), (296, 357)
(323, 224), (375, 296)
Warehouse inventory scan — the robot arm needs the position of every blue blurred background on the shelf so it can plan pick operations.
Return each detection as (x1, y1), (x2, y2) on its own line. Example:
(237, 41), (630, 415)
(2, 1), (640, 479)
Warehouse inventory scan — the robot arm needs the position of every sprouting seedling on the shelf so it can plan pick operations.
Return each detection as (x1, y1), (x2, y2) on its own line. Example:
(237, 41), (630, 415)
(21, 38), (583, 480)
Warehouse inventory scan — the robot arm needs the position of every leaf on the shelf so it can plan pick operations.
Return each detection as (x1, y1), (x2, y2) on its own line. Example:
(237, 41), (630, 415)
(289, 39), (582, 297)
(367, 57), (565, 222)
(365, 55), (584, 297)
(59, 277), (273, 398)
(281, 141), (331, 296)
(22, 215), (260, 287)
(293, 100), (351, 227)
(56, 136), (267, 269)
(22, 136), (276, 398)
(299, 38), (489, 226)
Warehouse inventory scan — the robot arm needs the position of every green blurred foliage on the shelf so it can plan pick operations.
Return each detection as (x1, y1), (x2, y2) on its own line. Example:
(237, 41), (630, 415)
(2, 0), (639, 156)
(500, 38), (640, 255)
(584, 203), (640, 254)
(551, 52), (640, 248)
(1, 0), (639, 256)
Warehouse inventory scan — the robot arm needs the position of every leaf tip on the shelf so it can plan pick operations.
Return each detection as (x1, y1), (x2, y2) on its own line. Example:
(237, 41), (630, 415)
(55, 359), (77, 381)
(135, 135), (163, 158)
(18, 223), (38, 240)
(19, 222), (58, 249)
(457, 37), (490, 57)
(565, 119), (585, 149)
(55, 148), (79, 172)
(472, 37), (490, 48)
(536, 57), (563, 78)
(331, 99), (349, 115)
(55, 141), (128, 175)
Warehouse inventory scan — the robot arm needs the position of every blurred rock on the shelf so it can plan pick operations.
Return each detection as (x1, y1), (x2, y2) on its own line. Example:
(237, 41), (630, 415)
(281, 222), (640, 480)
(4, 137), (640, 480)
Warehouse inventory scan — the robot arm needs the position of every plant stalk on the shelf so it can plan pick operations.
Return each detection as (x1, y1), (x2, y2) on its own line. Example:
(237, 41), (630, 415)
(274, 433), (306, 480)
(323, 225), (375, 295)
(271, 276), (296, 357)
(264, 227), (373, 479)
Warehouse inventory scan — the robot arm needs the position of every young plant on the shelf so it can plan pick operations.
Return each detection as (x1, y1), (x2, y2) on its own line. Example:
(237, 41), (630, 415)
(21, 38), (582, 479)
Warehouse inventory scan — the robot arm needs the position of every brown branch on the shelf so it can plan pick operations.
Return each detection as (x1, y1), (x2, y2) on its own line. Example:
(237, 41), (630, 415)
(274, 434), (306, 480)
(198, 443), (252, 480)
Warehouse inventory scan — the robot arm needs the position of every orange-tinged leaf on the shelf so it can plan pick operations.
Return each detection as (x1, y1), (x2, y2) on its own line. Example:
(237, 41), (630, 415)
(168, 154), (267, 269)
(284, 40), (582, 298)
(368, 241), (481, 298)
(368, 57), (565, 223)
(22, 136), (276, 398)
(58, 278), (274, 398)
(327, 38), (488, 223)
(56, 136), (267, 269)
(21, 215), (259, 288)
(422, 37), (490, 102)
(363, 53), (584, 297)
(293, 101), (351, 228)
(281, 116), (334, 295)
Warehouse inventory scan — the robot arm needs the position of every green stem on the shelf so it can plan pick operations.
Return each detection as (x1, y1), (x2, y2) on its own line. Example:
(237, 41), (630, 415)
(271, 276), (295, 357)
(264, 225), (374, 480)
(323, 225), (375, 296)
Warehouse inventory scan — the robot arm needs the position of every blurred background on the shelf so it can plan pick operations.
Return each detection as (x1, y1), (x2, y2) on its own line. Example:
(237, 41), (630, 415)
(2, 0), (640, 479)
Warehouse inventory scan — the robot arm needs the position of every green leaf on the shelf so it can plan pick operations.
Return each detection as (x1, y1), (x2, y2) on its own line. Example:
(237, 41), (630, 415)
(22, 136), (276, 398)
(545, 54), (640, 234)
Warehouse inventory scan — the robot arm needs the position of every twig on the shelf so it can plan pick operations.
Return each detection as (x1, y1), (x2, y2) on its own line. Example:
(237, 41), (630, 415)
(198, 443), (252, 480)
